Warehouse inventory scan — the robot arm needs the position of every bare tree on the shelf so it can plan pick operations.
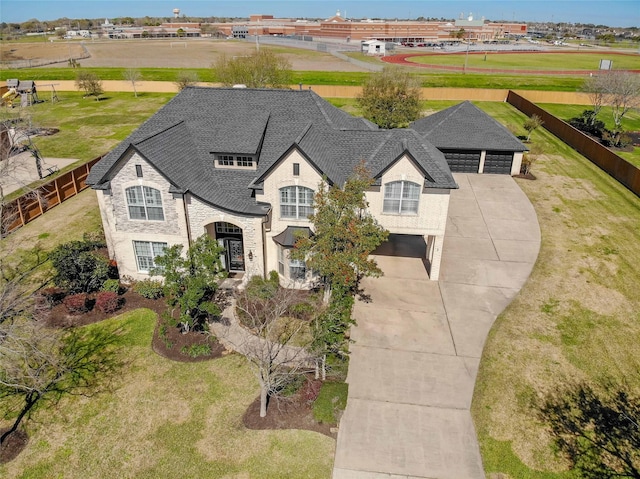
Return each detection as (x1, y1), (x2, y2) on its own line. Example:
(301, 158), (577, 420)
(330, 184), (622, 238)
(0, 320), (122, 446)
(601, 71), (640, 131)
(123, 68), (141, 98)
(583, 75), (607, 125)
(584, 72), (640, 132)
(233, 280), (316, 418)
(1, 118), (49, 324)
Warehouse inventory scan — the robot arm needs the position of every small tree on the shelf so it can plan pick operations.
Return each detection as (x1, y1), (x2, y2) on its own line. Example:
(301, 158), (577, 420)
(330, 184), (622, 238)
(0, 320), (122, 447)
(539, 382), (640, 478)
(523, 114), (544, 142)
(602, 71), (640, 132)
(152, 235), (226, 333)
(292, 163), (389, 370)
(123, 68), (141, 98)
(235, 276), (316, 418)
(213, 49), (292, 88)
(75, 71), (103, 100)
(356, 66), (422, 129)
(520, 143), (542, 176)
(174, 71), (199, 91)
(292, 163), (389, 296)
(583, 75), (607, 125)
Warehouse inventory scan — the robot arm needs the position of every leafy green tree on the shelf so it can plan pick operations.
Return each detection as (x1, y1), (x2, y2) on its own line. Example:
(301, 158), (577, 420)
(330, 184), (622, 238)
(539, 382), (640, 478)
(292, 163), (389, 294)
(0, 320), (122, 448)
(356, 66), (422, 129)
(152, 235), (226, 333)
(50, 238), (109, 293)
(213, 49), (292, 88)
(174, 70), (199, 90)
(292, 163), (388, 368)
(523, 114), (544, 142)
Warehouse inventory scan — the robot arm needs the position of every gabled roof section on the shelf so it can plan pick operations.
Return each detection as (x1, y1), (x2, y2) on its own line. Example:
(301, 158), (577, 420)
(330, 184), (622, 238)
(410, 101), (527, 152)
(87, 87), (456, 216)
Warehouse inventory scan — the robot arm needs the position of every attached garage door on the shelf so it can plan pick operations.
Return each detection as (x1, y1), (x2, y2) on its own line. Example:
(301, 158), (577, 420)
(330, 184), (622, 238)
(483, 151), (514, 174)
(441, 150), (481, 173)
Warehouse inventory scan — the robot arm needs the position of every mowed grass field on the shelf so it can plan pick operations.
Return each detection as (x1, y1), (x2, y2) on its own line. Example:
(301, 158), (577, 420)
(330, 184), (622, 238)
(468, 102), (640, 478)
(408, 51), (640, 71)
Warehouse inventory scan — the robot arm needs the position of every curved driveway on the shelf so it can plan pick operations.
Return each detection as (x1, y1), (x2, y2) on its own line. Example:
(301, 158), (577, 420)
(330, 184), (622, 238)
(333, 174), (541, 479)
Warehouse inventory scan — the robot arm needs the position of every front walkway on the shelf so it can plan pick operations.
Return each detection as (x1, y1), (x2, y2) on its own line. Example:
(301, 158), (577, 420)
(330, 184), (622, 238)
(333, 174), (540, 479)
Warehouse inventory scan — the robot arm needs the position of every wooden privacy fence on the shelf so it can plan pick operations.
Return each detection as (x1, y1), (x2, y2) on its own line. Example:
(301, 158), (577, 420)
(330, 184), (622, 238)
(2, 157), (101, 236)
(506, 90), (640, 198)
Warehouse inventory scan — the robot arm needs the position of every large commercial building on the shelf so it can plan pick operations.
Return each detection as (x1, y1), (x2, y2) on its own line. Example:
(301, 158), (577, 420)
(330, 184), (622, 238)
(213, 12), (527, 43)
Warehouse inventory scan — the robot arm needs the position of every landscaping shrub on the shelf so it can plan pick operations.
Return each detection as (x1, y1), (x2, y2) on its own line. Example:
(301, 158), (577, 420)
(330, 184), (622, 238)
(50, 239), (109, 293)
(568, 110), (605, 137)
(180, 343), (211, 358)
(102, 279), (122, 294)
(63, 293), (89, 314)
(133, 279), (164, 299)
(95, 291), (120, 314)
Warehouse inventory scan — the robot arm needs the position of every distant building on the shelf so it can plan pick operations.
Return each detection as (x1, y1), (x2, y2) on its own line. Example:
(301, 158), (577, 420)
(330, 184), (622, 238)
(205, 11), (527, 42)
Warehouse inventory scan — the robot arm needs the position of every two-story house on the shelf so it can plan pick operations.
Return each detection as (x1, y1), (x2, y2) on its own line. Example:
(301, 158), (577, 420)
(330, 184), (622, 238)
(86, 87), (524, 286)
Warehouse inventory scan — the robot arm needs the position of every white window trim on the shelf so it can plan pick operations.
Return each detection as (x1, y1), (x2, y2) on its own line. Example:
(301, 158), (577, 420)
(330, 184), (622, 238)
(383, 180), (421, 215)
(280, 185), (314, 220)
(133, 240), (167, 273)
(125, 185), (165, 221)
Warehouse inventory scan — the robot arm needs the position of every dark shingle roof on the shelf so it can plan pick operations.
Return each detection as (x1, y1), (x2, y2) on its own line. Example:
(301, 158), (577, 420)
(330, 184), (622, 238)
(88, 87), (457, 215)
(410, 101), (527, 152)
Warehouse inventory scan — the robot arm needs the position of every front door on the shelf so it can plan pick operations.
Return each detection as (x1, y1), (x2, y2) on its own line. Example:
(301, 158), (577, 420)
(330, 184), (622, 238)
(227, 239), (244, 272)
(218, 237), (244, 273)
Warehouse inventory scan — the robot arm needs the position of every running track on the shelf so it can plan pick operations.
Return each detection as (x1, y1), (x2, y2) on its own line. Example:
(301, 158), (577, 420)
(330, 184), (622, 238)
(382, 50), (640, 75)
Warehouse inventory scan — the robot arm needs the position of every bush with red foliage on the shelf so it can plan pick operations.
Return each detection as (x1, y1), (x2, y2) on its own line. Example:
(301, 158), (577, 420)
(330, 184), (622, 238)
(63, 293), (89, 314)
(95, 291), (120, 314)
(300, 379), (323, 404)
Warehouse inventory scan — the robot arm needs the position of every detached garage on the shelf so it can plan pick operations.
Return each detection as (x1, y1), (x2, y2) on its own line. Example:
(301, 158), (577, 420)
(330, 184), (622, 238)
(410, 101), (527, 175)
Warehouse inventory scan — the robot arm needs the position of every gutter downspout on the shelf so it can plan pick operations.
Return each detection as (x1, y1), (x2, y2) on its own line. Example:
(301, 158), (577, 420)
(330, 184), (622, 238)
(261, 208), (271, 279)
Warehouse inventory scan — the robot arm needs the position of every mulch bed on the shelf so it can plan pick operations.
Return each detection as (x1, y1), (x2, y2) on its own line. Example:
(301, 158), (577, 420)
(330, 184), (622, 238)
(243, 392), (337, 439)
(151, 320), (228, 362)
(515, 172), (537, 180)
(43, 288), (167, 328)
(0, 429), (28, 464)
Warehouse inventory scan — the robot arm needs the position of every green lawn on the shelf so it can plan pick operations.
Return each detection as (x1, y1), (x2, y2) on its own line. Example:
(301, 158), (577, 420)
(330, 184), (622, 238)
(535, 103), (640, 167)
(467, 102), (640, 477)
(9, 91), (172, 162)
(0, 66), (586, 91)
(0, 310), (335, 478)
(408, 52), (640, 71)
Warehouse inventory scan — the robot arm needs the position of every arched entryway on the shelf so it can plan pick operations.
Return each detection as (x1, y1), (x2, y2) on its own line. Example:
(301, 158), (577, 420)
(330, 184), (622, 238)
(207, 222), (245, 273)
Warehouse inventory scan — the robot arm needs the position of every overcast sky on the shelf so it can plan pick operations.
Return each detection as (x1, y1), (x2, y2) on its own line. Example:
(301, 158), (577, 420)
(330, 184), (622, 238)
(2, 0), (639, 27)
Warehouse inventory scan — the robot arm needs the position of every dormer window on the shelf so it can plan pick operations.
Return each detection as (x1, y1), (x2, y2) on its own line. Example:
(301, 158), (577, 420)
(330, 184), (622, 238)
(215, 154), (255, 169)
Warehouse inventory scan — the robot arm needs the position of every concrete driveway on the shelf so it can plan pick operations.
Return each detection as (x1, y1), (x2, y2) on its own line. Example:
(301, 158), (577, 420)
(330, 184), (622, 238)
(333, 174), (540, 479)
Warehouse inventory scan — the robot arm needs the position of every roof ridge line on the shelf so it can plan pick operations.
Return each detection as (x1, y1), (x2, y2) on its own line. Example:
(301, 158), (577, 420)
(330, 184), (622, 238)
(367, 131), (394, 163)
(294, 123), (313, 144)
(133, 120), (186, 145)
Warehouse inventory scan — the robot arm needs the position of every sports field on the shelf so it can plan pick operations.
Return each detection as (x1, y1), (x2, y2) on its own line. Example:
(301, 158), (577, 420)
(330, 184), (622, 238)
(390, 51), (640, 73)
